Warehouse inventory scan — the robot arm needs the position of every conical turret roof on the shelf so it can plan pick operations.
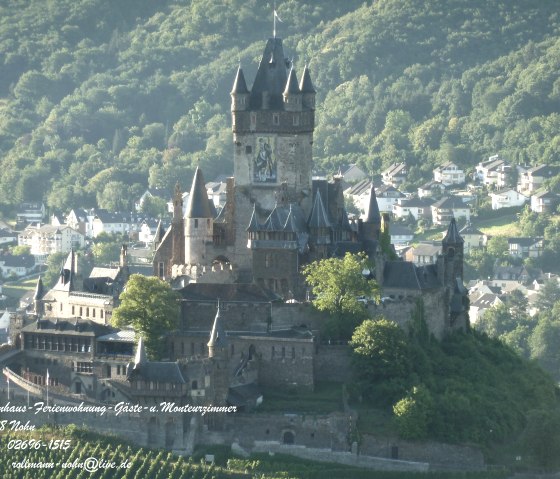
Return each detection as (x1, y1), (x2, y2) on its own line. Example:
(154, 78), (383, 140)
(185, 167), (212, 219)
(33, 276), (44, 301)
(365, 182), (381, 225)
(231, 66), (249, 94)
(250, 37), (290, 109)
(299, 64), (316, 93)
(284, 67), (300, 95)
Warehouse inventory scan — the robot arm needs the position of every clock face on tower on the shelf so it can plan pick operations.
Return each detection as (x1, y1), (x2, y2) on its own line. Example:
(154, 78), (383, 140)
(253, 136), (277, 183)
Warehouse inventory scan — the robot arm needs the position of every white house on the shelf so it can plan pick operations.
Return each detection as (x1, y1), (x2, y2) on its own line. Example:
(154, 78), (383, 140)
(0, 254), (35, 278)
(530, 190), (558, 213)
(92, 211), (131, 238)
(431, 196), (471, 225)
(0, 228), (18, 246)
(16, 202), (45, 225)
(469, 294), (503, 324)
(376, 185), (406, 213)
(404, 243), (441, 266)
(475, 155), (508, 186)
(393, 197), (434, 221)
(18, 224), (85, 264)
(66, 209), (96, 238)
(518, 164), (560, 194)
(390, 225), (415, 245)
(381, 163), (408, 187)
(433, 162), (465, 186)
(490, 189), (528, 210)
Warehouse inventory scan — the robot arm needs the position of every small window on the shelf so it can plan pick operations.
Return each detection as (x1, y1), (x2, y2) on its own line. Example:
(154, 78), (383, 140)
(273, 113), (280, 125)
(245, 145), (252, 154)
(194, 219), (198, 228)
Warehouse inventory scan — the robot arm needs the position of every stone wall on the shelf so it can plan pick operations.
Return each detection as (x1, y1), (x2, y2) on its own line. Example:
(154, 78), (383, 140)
(252, 442), (429, 472)
(361, 434), (485, 471)
(314, 344), (354, 383)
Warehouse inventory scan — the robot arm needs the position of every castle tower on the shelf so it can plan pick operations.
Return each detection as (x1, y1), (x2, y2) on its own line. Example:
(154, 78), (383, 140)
(184, 167), (213, 266)
(441, 217), (464, 288)
(171, 182), (185, 267)
(207, 301), (228, 359)
(231, 37), (314, 211)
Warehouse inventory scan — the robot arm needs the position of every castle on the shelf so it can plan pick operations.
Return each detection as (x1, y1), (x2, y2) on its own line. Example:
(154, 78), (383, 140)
(4, 33), (468, 453)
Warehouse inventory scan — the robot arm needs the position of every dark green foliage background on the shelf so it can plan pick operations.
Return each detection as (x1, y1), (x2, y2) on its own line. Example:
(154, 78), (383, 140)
(1, 0), (559, 213)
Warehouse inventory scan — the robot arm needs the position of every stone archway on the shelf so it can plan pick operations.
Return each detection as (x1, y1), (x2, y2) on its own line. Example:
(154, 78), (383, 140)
(283, 430), (295, 445)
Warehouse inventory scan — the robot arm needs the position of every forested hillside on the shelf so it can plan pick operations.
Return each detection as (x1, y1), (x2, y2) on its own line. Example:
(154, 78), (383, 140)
(0, 0), (559, 213)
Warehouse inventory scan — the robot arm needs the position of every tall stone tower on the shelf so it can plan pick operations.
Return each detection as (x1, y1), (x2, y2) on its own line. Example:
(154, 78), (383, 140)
(441, 217), (464, 288)
(231, 40), (315, 209)
(184, 167), (213, 266)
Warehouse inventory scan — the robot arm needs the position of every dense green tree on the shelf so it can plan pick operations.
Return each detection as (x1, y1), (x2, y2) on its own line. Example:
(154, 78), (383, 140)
(302, 252), (378, 339)
(393, 385), (433, 440)
(112, 274), (180, 359)
(350, 317), (411, 402)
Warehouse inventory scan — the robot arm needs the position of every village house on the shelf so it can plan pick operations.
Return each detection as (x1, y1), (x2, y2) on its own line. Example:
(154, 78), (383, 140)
(417, 180), (446, 198)
(469, 293), (503, 324)
(0, 228), (18, 246)
(459, 223), (486, 254)
(530, 190), (558, 213)
(431, 196), (471, 225)
(376, 184), (407, 213)
(489, 188), (528, 210)
(341, 164), (368, 183)
(404, 242), (441, 265)
(392, 197), (434, 222)
(433, 162), (465, 186)
(518, 164), (560, 194)
(135, 188), (168, 212)
(0, 254), (35, 278)
(475, 155), (509, 187)
(18, 224), (85, 264)
(390, 225), (414, 245)
(507, 237), (544, 259)
(16, 202), (45, 226)
(92, 211), (133, 238)
(381, 163), (408, 187)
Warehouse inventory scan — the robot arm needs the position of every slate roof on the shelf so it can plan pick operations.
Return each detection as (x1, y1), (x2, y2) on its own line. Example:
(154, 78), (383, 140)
(299, 65), (315, 93)
(179, 283), (281, 302)
(231, 66), (249, 94)
(0, 254), (35, 268)
(185, 167), (212, 218)
(128, 362), (186, 384)
(442, 218), (464, 244)
(250, 37), (290, 110)
(365, 183), (381, 224)
(308, 191), (331, 228)
(382, 262), (441, 290)
(22, 318), (112, 337)
(283, 67), (300, 95)
(508, 237), (543, 247)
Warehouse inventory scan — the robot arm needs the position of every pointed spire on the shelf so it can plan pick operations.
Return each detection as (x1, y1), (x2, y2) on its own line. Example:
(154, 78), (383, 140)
(300, 64), (316, 93)
(442, 217), (464, 244)
(185, 167), (212, 218)
(308, 190), (331, 228)
(154, 219), (165, 243)
(283, 204), (297, 232)
(365, 182), (381, 225)
(208, 300), (228, 351)
(172, 182), (183, 223)
(33, 276), (44, 301)
(208, 198), (218, 218)
(231, 66), (249, 94)
(264, 205), (284, 231)
(134, 336), (148, 366)
(283, 67), (300, 95)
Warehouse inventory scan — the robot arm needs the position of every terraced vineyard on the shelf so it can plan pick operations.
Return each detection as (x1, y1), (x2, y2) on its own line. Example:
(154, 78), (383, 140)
(0, 427), (509, 479)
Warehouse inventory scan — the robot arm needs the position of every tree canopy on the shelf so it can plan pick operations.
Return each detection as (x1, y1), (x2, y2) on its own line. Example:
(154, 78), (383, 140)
(112, 274), (180, 359)
(302, 252), (378, 339)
